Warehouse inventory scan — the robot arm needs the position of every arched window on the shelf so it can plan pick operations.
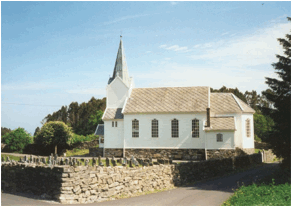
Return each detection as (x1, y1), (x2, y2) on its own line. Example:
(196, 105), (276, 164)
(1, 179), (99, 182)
(192, 119), (200, 138)
(246, 119), (251, 137)
(152, 119), (159, 138)
(216, 133), (223, 142)
(171, 119), (179, 138)
(132, 119), (139, 138)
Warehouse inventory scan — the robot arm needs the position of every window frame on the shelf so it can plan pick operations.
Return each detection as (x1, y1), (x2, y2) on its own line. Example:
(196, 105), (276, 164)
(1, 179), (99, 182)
(171, 119), (179, 138)
(192, 119), (200, 138)
(216, 133), (223, 142)
(246, 119), (251, 138)
(151, 119), (159, 138)
(132, 119), (139, 138)
(115, 121), (118, 127)
(112, 121), (114, 127)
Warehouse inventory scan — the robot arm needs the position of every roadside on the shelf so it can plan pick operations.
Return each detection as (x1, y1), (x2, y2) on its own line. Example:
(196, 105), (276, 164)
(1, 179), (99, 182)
(1, 162), (281, 206)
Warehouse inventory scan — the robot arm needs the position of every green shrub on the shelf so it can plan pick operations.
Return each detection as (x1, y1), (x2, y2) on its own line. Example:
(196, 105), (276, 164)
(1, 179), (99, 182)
(70, 133), (98, 145)
(254, 135), (262, 142)
(35, 121), (73, 147)
(2, 128), (32, 153)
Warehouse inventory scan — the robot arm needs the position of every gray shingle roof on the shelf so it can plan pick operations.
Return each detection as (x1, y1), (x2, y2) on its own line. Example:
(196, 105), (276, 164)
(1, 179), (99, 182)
(94, 124), (104, 135)
(205, 117), (235, 131)
(123, 87), (209, 114)
(103, 108), (124, 120)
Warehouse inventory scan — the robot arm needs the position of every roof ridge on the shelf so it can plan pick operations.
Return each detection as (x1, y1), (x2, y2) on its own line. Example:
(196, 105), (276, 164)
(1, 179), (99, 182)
(133, 86), (209, 89)
(231, 94), (244, 111)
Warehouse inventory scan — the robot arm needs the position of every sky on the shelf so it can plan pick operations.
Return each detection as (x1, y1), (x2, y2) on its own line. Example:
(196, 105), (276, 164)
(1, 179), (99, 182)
(1, 1), (291, 135)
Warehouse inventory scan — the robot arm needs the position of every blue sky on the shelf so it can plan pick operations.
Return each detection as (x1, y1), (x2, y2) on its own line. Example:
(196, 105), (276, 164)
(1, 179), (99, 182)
(1, 1), (291, 134)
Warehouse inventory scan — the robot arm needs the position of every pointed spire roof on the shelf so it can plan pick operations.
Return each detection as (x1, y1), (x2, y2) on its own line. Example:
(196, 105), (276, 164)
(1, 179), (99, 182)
(108, 36), (131, 87)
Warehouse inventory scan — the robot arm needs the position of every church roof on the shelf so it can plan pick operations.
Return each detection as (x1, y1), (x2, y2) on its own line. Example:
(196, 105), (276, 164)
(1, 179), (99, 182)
(103, 108), (124, 120)
(108, 37), (131, 87)
(94, 124), (104, 136)
(205, 117), (235, 131)
(210, 93), (255, 113)
(123, 86), (209, 114)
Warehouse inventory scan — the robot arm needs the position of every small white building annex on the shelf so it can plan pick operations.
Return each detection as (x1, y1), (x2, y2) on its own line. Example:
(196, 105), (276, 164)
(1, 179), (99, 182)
(96, 37), (255, 160)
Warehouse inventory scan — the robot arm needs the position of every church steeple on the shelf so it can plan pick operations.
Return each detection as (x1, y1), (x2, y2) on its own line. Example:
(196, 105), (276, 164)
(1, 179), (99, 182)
(108, 36), (131, 87)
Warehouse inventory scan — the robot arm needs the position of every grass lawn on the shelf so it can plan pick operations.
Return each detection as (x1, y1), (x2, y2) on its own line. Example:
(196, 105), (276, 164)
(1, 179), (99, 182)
(1, 154), (21, 161)
(65, 148), (89, 157)
(222, 167), (291, 206)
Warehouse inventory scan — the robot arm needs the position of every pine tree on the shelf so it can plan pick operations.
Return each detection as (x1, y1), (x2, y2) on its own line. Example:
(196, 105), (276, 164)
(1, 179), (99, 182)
(262, 17), (291, 167)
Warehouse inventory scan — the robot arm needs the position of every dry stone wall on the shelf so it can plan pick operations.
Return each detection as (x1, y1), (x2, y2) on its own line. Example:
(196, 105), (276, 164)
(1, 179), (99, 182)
(1, 153), (262, 204)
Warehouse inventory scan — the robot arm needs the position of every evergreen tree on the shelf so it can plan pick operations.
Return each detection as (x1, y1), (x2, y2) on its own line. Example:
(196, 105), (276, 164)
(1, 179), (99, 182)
(262, 17), (291, 167)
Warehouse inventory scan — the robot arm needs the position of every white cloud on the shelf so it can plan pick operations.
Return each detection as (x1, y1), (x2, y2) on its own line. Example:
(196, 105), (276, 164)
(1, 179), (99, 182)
(102, 13), (152, 25)
(170, 1), (178, 6)
(160, 44), (191, 52)
(2, 82), (62, 91)
(159, 44), (167, 48)
(221, 32), (229, 36)
(134, 62), (276, 93)
(66, 88), (105, 95)
(190, 22), (291, 67)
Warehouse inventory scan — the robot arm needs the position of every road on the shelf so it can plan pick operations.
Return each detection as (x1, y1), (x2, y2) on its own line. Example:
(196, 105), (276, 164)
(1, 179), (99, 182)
(1, 163), (280, 206)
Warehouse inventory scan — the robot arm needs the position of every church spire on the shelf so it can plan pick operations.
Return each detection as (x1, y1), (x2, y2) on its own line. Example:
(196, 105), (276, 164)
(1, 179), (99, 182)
(108, 36), (131, 87)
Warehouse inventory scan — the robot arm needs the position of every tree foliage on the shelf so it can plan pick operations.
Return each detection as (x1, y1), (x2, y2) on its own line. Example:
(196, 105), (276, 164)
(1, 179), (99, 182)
(1, 127), (12, 139)
(253, 112), (274, 142)
(33, 127), (40, 136)
(42, 97), (106, 135)
(35, 121), (73, 147)
(262, 17), (291, 166)
(2, 128), (32, 153)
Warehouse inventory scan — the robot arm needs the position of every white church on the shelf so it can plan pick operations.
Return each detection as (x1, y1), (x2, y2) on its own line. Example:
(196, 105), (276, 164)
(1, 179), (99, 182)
(95, 37), (255, 160)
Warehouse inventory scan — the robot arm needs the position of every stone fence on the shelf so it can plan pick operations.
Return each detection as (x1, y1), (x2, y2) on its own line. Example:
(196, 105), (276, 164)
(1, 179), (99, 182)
(1, 153), (262, 204)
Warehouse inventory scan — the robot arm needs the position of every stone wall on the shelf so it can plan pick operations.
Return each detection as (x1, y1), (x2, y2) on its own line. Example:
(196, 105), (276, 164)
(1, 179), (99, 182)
(71, 139), (99, 150)
(206, 148), (249, 160)
(89, 148), (104, 157)
(1, 163), (63, 199)
(104, 149), (123, 157)
(103, 148), (205, 160)
(1, 153), (262, 204)
(262, 149), (277, 163)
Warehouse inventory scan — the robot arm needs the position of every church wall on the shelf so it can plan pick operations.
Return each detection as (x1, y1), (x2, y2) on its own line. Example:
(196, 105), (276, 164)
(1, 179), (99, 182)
(123, 113), (207, 149)
(241, 113), (254, 149)
(106, 77), (129, 108)
(205, 131), (235, 149)
(212, 113), (242, 148)
(104, 120), (124, 148)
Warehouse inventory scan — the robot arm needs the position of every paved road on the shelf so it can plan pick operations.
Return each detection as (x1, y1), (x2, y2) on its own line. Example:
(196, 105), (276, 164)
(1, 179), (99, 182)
(1, 163), (280, 206)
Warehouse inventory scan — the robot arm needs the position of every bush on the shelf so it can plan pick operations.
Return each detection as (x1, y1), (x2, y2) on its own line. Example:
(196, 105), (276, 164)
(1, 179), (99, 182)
(35, 121), (73, 150)
(2, 128), (32, 153)
(71, 133), (98, 145)
(254, 135), (262, 142)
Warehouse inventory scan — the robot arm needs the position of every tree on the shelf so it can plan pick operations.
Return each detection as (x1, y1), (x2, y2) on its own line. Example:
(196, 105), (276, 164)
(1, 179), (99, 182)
(253, 112), (274, 142)
(88, 110), (104, 132)
(42, 97), (106, 135)
(33, 127), (40, 136)
(262, 17), (291, 167)
(2, 128), (32, 153)
(35, 121), (73, 154)
(1, 127), (12, 139)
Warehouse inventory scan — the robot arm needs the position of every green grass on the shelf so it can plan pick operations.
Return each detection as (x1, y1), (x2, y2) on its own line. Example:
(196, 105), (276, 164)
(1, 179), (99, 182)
(1, 154), (21, 161)
(222, 168), (291, 206)
(222, 180), (291, 206)
(65, 148), (89, 157)
(254, 149), (261, 153)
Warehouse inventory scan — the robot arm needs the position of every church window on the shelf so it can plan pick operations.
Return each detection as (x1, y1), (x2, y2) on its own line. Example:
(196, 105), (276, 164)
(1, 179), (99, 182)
(216, 133), (223, 142)
(115, 121), (118, 127)
(171, 119), (179, 138)
(152, 119), (159, 138)
(132, 119), (139, 138)
(192, 119), (200, 138)
(112, 121), (114, 127)
(246, 119), (251, 137)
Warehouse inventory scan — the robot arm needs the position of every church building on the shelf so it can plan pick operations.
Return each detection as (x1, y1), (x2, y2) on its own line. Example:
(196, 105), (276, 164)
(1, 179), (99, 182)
(95, 37), (255, 160)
